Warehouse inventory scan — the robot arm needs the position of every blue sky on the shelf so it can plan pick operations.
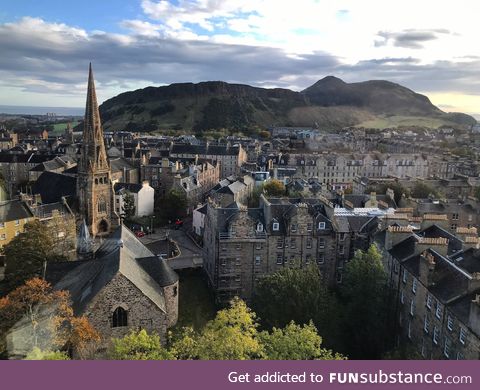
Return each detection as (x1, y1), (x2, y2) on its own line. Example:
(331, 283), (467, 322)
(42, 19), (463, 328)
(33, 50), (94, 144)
(1, 0), (480, 118)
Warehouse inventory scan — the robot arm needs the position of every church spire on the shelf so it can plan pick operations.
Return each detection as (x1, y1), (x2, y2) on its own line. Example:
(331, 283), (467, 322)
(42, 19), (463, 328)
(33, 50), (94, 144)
(81, 63), (109, 172)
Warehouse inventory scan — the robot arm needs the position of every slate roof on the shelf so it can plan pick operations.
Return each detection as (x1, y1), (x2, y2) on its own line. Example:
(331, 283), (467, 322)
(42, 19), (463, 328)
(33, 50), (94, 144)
(32, 171), (76, 204)
(46, 225), (178, 315)
(114, 182), (143, 194)
(0, 200), (34, 222)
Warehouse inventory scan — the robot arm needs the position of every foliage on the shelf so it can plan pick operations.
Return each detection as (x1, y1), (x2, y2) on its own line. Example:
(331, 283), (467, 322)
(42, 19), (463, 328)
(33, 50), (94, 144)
(411, 182), (439, 199)
(0, 278), (100, 359)
(248, 184), (264, 207)
(110, 329), (173, 360)
(252, 265), (340, 350)
(110, 298), (344, 360)
(259, 321), (345, 360)
(121, 191), (136, 221)
(263, 179), (286, 197)
(2, 220), (66, 290)
(474, 186), (480, 201)
(339, 244), (391, 359)
(157, 188), (188, 223)
(24, 347), (70, 360)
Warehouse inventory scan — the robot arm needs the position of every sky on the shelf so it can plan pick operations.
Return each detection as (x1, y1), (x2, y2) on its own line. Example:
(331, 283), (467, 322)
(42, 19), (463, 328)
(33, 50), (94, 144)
(1, 0), (480, 118)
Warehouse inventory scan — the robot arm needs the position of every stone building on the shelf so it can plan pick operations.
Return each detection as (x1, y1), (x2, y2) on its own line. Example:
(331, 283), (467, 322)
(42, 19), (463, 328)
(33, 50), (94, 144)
(76, 64), (119, 236)
(378, 223), (480, 359)
(203, 194), (379, 304)
(44, 225), (179, 356)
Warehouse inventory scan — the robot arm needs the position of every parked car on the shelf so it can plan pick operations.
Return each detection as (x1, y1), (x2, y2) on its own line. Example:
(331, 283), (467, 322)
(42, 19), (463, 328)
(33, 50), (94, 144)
(174, 219), (183, 229)
(135, 231), (145, 238)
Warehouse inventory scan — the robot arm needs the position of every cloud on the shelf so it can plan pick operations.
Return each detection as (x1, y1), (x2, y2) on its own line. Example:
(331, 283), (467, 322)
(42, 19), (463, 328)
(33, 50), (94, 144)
(375, 29), (451, 49)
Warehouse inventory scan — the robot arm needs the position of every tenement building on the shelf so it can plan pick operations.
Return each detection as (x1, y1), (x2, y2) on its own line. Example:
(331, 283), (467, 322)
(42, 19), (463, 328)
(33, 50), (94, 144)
(203, 194), (379, 304)
(379, 223), (480, 359)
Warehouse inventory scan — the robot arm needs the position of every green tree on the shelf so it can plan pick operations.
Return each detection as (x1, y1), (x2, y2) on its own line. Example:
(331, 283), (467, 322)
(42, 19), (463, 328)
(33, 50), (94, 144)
(263, 179), (286, 197)
(121, 191), (136, 221)
(339, 244), (390, 359)
(158, 188), (188, 223)
(109, 329), (173, 360)
(411, 182), (439, 199)
(24, 347), (70, 360)
(194, 298), (264, 360)
(2, 221), (66, 291)
(259, 321), (345, 360)
(252, 265), (340, 349)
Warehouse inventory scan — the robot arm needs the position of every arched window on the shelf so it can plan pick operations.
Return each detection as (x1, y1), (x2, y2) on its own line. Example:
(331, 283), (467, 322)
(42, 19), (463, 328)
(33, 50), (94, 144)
(98, 197), (107, 213)
(95, 178), (99, 185)
(112, 306), (128, 327)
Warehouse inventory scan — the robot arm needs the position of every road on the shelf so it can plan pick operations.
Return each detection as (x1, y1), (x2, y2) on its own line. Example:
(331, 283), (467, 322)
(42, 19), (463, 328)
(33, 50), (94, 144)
(140, 228), (203, 270)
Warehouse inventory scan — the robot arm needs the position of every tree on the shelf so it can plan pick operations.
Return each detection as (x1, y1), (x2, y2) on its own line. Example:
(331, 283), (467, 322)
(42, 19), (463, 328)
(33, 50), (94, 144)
(158, 188), (188, 222)
(2, 220), (66, 290)
(0, 278), (100, 359)
(194, 298), (264, 360)
(259, 321), (345, 360)
(121, 191), (136, 221)
(339, 244), (390, 359)
(263, 179), (286, 197)
(109, 329), (173, 360)
(252, 265), (340, 349)
(24, 347), (70, 360)
(411, 182), (439, 199)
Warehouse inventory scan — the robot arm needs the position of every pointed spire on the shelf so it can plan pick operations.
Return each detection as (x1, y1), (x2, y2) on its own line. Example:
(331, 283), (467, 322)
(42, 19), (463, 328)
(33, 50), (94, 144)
(77, 219), (94, 259)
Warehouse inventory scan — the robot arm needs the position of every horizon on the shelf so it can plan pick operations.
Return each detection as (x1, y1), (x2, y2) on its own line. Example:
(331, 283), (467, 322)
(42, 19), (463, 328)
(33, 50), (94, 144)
(1, 1), (480, 117)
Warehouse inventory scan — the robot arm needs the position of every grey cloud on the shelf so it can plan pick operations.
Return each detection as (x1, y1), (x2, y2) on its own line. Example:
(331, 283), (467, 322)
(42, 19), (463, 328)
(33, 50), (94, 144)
(375, 29), (451, 49)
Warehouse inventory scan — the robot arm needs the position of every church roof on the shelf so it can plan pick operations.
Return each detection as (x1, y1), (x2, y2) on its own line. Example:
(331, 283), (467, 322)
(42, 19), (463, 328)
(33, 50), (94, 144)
(32, 171), (76, 204)
(46, 225), (178, 315)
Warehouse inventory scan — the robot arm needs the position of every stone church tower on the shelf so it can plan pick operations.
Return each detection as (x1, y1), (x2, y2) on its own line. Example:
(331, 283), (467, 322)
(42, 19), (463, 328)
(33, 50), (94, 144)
(77, 64), (119, 236)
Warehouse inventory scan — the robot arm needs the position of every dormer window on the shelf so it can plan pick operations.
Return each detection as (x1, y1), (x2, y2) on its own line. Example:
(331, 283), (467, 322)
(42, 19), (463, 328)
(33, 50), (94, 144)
(318, 222), (326, 230)
(256, 222), (263, 232)
(272, 222), (279, 231)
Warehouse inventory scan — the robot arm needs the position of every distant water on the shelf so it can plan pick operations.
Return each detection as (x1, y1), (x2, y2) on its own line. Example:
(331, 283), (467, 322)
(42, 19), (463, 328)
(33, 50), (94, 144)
(0, 105), (83, 116)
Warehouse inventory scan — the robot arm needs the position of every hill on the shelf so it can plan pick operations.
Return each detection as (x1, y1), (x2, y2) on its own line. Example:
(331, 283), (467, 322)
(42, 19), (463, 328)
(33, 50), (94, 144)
(99, 77), (476, 132)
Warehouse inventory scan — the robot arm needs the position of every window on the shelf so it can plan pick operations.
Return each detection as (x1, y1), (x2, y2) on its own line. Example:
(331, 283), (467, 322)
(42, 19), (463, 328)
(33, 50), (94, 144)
(256, 222), (263, 232)
(235, 258), (241, 266)
(97, 198), (107, 213)
(306, 238), (312, 249)
(0, 222), (4, 228)
(407, 321), (412, 339)
(290, 239), (296, 249)
(0, 234), (5, 241)
(447, 315), (454, 331)
(319, 238), (325, 249)
(317, 254), (325, 264)
(336, 271), (343, 283)
(112, 307), (128, 328)
(276, 254), (283, 265)
(173, 286), (178, 297)
(272, 222), (279, 231)
(305, 254), (311, 264)
(452, 213), (459, 220)
(318, 222), (326, 230)
(433, 326), (439, 344)
(15, 219), (19, 226)
(339, 233), (345, 241)
(421, 338), (426, 358)
(393, 262), (399, 274)
(410, 299), (415, 316)
(276, 238), (283, 249)
(220, 258), (226, 266)
(444, 337), (451, 358)
(255, 243), (262, 250)
(339, 245), (344, 255)
(435, 302), (442, 319)
(402, 269), (407, 284)
(459, 327), (467, 345)
(307, 223), (312, 232)
(451, 224), (457, 230)
(424, 316), (430, 333)
(426, 294), (432, 309)
(456, 352), (464, 360)
(412, 279), (417, 294)
(255, 256), (261, 265)
(400, 290), (405, 304)
(291, 224), (297, 233)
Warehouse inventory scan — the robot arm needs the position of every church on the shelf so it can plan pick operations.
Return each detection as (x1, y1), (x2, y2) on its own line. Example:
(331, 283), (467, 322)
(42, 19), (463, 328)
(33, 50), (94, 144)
(43, 65), (179, 356)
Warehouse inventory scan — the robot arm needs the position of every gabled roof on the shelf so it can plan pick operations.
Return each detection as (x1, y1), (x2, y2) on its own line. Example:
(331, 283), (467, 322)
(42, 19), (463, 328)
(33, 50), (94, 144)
(46, 225), (178, 314)
(0, 200), (34, 222)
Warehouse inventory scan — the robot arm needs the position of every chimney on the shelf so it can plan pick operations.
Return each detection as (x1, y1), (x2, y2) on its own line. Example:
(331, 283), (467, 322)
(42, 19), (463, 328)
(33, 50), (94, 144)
(415, 237), (449, 257)
(468, 294), (480, 336)
(385, 225), (414, 250)
(368, 192), (378, 207)
(463, 236), (480, 251)
(468, 273), (480, 294)
(161, 157), (169, 168)
(421, 214), (449, 230)
(418, 250), (437, 287)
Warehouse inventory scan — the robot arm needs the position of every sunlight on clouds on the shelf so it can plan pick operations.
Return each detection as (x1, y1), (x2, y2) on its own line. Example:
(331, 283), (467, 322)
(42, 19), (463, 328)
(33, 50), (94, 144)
(427, 92), (480, 117)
